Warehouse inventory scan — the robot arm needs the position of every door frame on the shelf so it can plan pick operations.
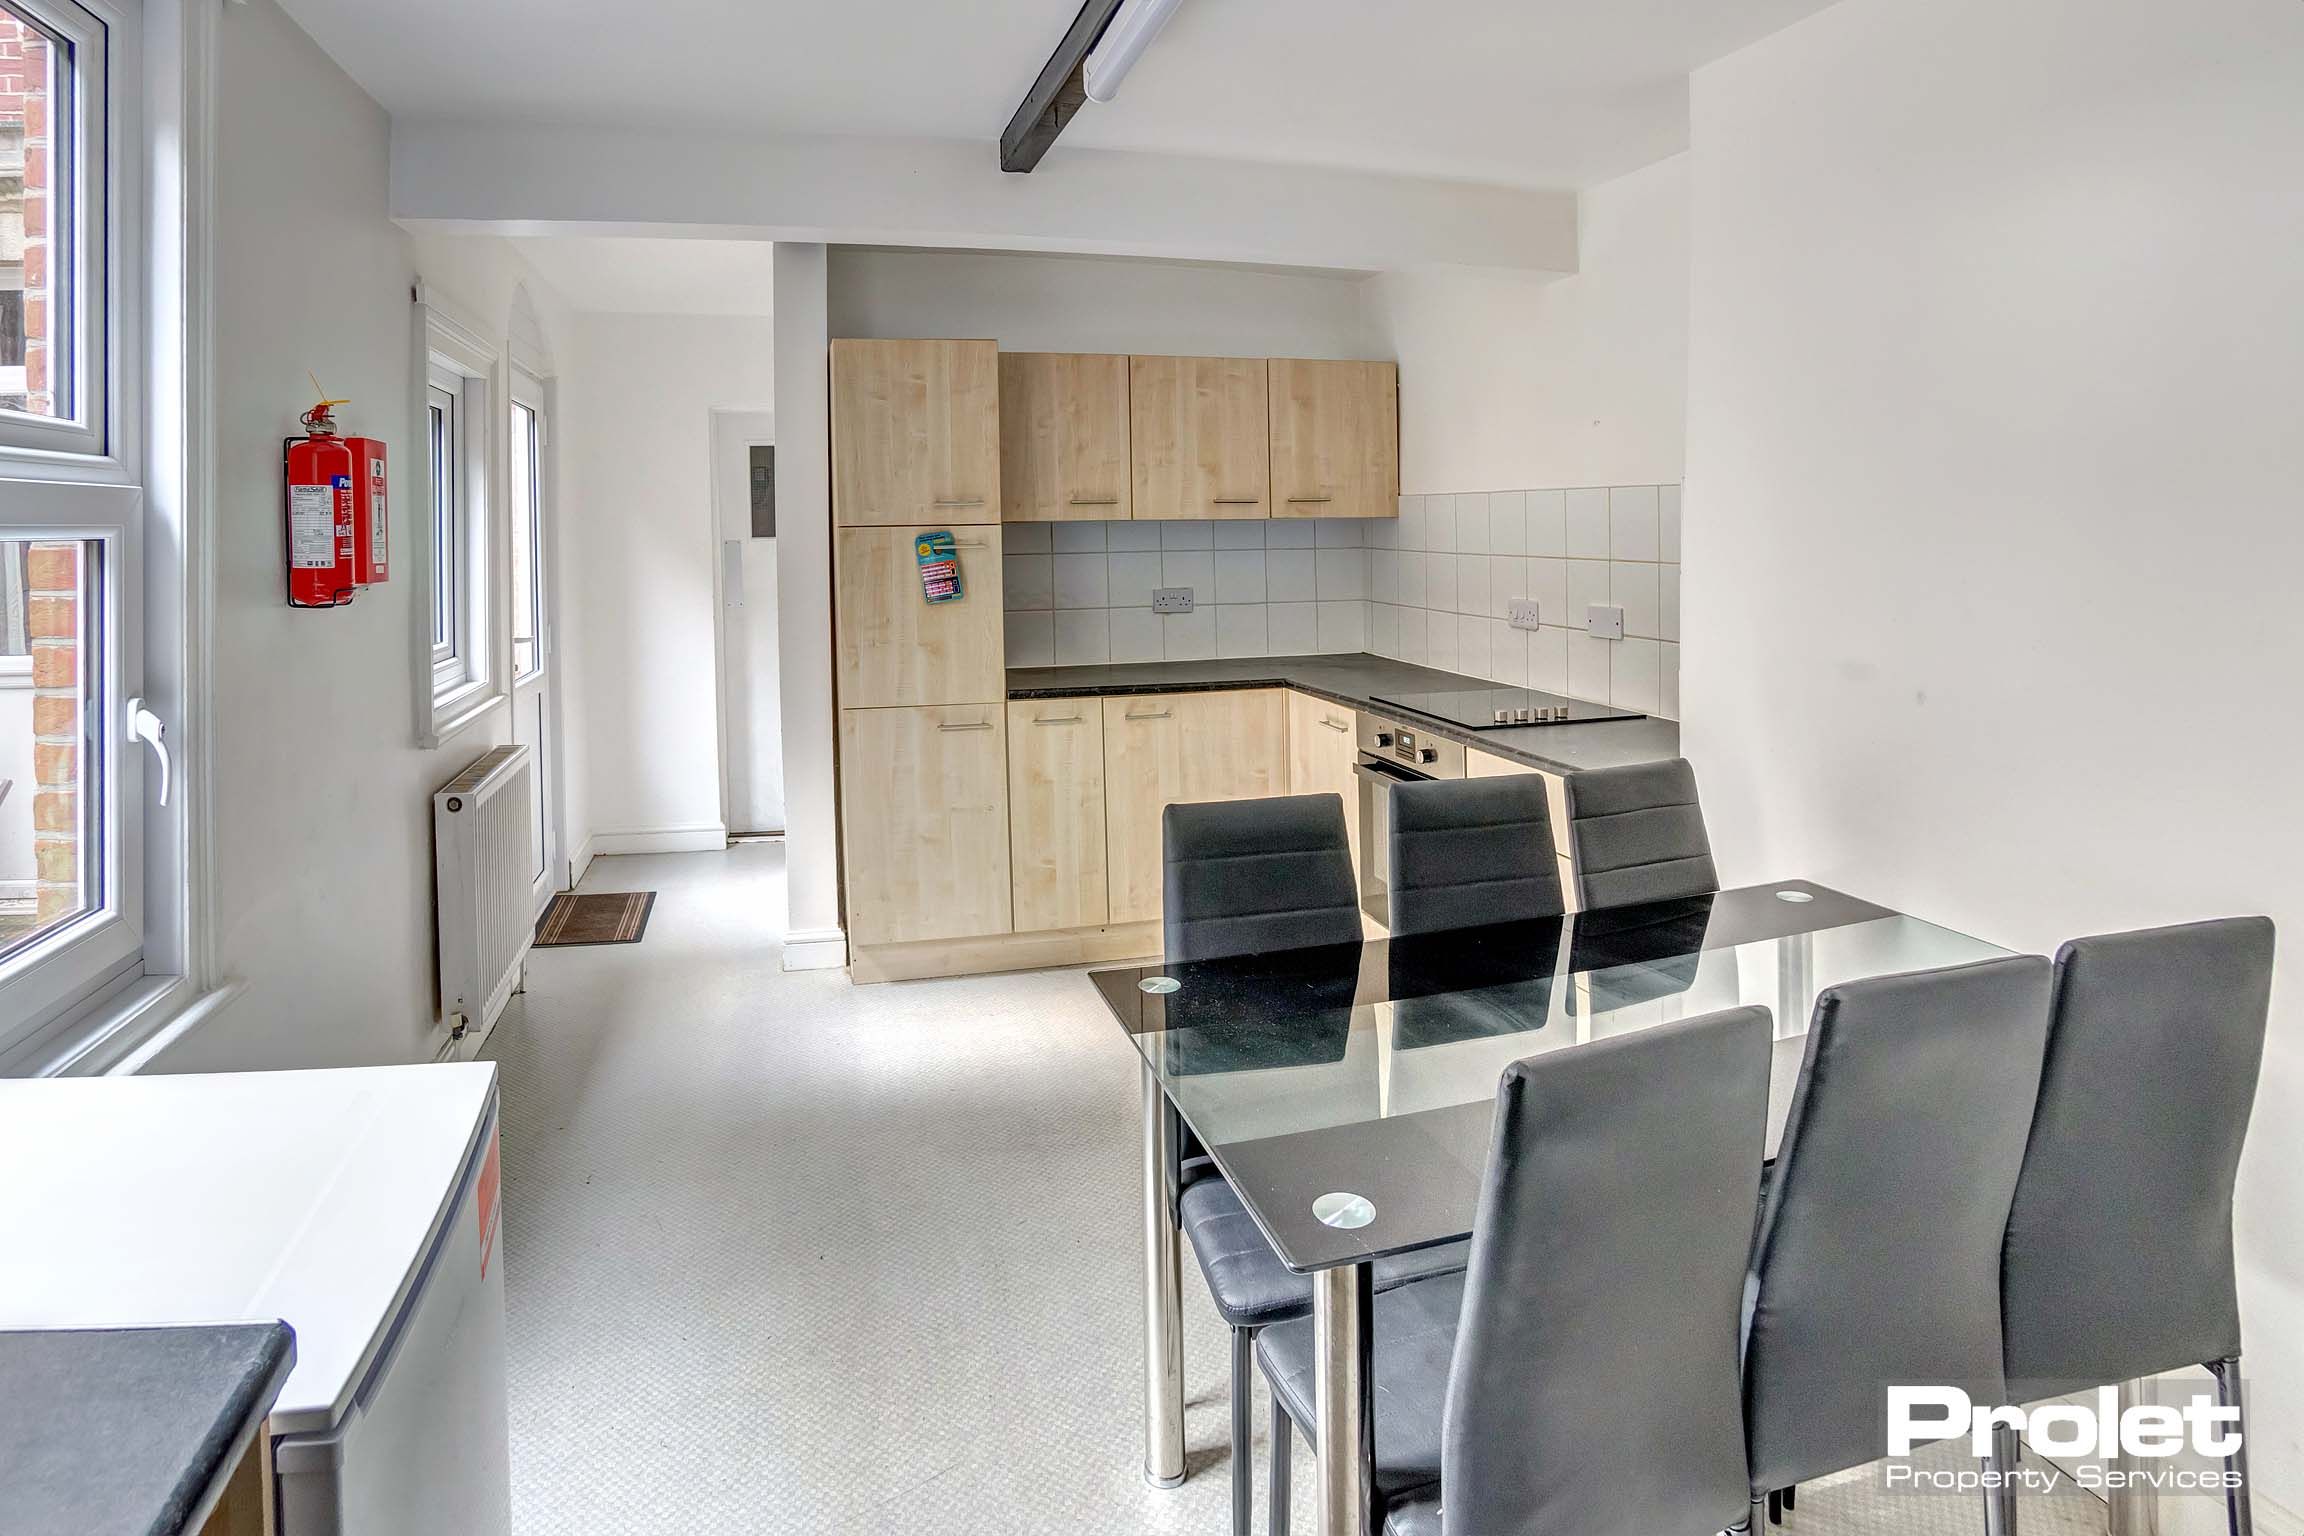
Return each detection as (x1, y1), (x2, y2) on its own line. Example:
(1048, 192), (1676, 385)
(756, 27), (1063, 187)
(508, 361), (565, 912)
(709, 408), (779, 838)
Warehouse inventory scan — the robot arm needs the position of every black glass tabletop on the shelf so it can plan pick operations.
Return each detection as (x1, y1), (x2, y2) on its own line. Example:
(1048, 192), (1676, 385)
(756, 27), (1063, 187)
(1093, 880), (2011, 1273)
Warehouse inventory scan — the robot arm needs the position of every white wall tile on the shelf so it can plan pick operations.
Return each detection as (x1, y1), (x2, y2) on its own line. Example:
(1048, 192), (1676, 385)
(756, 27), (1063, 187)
(1529, 627), (1568, 692)
(1397, 606), (1430, 666)
(1160, 521), (1213, 550)
(1268, 601), (1319, 655)
(1456, 495), (1491, 555)
(1054, 553), (1108, 609)
(1162, 549), (1214, 597)
(1006, 522), (1054, 553)
(1609, 486), (1660, 560)
(1318, 600), (1368, 652)
(1051, 521), (1108, 553)
(1527, 491), (1568, 557)
(1456, 552), (1491, 616)
(1486, 555), (1523, 619)
(1108, 551), (1163, 607)
(1659, 565), (1681, 642)
(1216, 604), (1269, 658)
(1428, 610), (1462, 673)
(1213, 549), (1267, 605)
(1004, 609), (1054, 666)
(1397, 495), (1427, 550)
(1004, 554), (1053, 610)
(1110, 607), (1163, 663)
(1163, 607), (1217, 662)
(1566, 489), (1610, 558)
(1567, 558), (1611, 625)
(1267, 548), (1316, 602)
(1528, 558), (1567, 629)
(1316, 548), (1368, 600)
(1370, 602), (1400, 657)
(1567, 630), (1612, 700)
(1427, 552), (1460, 615)
(1366, 515), (1396, 549)
(1427, 495), (1459, 553)
(1370, 549), (1400, 604)
(1054, 609), (1110, 665)
(1316, 518), (1365, 547)
(1106, 521), (1161, 552)
(1265, 519), (1316, 548)
(1658, 485), (1683, 562)
(1489, 491), (1527, 556)
(1396, 550), (1429, 610)
(1489, 622), (1530, 686)
(1213, 521), (1266, 549)
(1457, 613), (1493, 679)
(1612, 560), (1661, 638)
(1659, 642), (1681, 720)
(1611, 637), (1662, 712)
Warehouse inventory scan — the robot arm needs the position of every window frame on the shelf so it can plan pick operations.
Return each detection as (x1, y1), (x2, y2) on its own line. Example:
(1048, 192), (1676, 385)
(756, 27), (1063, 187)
(0, 0), (110, 460)
(415, 291), (501, 747)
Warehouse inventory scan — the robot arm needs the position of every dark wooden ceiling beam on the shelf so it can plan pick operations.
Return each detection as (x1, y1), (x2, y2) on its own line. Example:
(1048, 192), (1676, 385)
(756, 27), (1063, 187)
(1000, 0), (1128, 173)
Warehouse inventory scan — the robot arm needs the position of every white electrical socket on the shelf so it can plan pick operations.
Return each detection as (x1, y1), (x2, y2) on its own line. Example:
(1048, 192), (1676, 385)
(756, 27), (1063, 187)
(1152, 587), (1195, 614)
(1507, 599), (1542, 632)
(1586, 604), (1625, 641)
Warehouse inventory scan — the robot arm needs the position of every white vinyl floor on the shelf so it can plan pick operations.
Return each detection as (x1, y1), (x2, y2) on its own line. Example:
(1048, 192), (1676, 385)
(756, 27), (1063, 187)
(483, 843), (2112, 1536)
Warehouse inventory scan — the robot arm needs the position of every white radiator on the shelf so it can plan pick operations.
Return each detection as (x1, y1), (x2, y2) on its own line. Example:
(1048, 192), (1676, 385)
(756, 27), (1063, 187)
(433, 744), (534, 1044)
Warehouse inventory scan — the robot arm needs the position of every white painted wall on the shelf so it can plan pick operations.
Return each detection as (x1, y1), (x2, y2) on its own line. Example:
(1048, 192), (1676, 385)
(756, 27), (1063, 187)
(1360, 153), (1688, 495)
(828, 247), (1372, 358)
(560, 312), (773, 855)
(1684, 0), (2304, 1508)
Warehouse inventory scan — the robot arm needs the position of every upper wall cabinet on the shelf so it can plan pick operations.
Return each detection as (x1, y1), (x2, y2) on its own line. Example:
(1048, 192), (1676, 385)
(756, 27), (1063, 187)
(832, 339), (1002, 526)
(1130, 355), (1272, 521)
(1000, 352), (1133, 521)
(1269, 359), (1400, 519)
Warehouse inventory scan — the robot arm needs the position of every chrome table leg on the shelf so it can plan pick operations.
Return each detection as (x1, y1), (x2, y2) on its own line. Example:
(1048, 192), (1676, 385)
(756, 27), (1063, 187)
(1312, 1262), (1376, 1536)
(1142, 1062), (1185, 1488)
(2210, 1358), (2253, 1536)
(2109, 1379), (2162, 1536)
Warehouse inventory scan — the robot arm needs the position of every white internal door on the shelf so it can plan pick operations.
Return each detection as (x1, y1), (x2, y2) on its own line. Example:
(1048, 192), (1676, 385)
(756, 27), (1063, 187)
(509, 374), (560, 912)
(713, 409), (784, 836)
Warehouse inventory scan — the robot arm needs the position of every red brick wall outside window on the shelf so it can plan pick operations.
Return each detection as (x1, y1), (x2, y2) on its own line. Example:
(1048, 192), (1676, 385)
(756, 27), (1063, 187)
(0, 7), (55, 417)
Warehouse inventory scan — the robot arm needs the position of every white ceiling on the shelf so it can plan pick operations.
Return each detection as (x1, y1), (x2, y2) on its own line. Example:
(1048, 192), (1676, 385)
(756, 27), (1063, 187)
(282, 0), (1838, 191)
(504, 237), (775, 316)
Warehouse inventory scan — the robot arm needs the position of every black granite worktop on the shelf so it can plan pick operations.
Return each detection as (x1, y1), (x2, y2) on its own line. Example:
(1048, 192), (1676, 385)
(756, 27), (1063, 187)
(3, 1322), (295, 1536)
(1007, 653), (1681, 776)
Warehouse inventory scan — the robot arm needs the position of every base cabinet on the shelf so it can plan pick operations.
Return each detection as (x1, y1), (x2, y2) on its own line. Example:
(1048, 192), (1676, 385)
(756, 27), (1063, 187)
(1008, 700), (1109, 932)
(1103, 690), (1288, 925)
(840, 704), (1013, 946)
(1286, 691), (1361, 869)
(1467, 747), (1579, 913)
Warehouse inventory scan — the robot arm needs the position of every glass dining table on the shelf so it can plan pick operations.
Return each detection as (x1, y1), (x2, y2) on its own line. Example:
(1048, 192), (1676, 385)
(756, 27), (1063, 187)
(1092, 879), (2013, 1536)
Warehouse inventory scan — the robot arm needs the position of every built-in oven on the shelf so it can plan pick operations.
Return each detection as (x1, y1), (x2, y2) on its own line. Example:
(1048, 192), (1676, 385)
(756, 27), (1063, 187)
(1353, 709), (1467, 930)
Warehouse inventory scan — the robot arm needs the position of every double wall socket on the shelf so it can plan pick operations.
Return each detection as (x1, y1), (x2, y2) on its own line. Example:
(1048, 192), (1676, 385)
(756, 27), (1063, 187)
(1507, 599), (1543, 632)
(1152, 587), (1196, 614)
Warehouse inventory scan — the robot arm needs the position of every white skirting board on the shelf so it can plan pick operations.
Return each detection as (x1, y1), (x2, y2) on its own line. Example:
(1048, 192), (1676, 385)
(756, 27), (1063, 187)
(782, 927), (847, 972)
(585, 824), (730, 857)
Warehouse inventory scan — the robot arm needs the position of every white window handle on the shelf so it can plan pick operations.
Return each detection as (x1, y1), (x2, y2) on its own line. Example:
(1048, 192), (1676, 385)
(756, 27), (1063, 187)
(127, 697), (171, 807)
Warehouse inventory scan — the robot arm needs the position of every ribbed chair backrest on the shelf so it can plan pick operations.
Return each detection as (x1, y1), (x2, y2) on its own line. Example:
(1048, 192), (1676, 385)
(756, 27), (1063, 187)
(2001, 918), (2274, 1402)
(1441, 1005), (1772, 1536)
(1162, 793), (1362, 963)
(1564, 758), (1718, 910)
(1387, 775), (1565, 938)
(1742, 955), (2053, 1492)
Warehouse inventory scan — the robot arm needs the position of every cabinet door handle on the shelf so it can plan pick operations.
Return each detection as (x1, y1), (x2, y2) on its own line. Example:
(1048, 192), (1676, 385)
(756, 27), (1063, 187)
(1033, 715), (1084, 726)
(1286, 495), (1335, 504)
(1067, 496), (1120, 506)
(1124, 710), (1174, 721)
(953, 539), (989, 549)
(1212, 497), (1263, 505)
(934, 497), (985, 507)
(1321, 716), (1350, 733)
(938, 720), (995, 732)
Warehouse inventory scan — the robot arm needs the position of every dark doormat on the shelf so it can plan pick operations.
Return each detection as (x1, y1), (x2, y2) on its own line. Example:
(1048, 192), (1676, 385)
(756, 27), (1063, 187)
(535, 891), (657, 948)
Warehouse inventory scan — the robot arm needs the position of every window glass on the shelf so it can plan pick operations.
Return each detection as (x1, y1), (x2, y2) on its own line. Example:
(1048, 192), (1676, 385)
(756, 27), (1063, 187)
(0, 2), (69, 423)
(0, 536), (96, 958)
(428, 387), (455, 659)
(510, 401), (540, 679)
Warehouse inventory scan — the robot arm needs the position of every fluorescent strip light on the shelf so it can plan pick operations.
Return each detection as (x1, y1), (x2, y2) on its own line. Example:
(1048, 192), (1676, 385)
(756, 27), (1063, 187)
(1082, 0), (1184, 103)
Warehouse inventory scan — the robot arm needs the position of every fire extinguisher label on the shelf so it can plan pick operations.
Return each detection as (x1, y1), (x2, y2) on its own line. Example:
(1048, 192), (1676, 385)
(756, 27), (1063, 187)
(289, 482), (336, 568)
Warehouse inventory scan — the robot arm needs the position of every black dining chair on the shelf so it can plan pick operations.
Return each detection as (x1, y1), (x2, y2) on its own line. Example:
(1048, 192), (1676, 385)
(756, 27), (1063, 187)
(1740, 954), (2054, 1531)
(1163, 793), (1468, 1536)
(1257, 1004), (1772, 1536)
(1991, 918), (2275, 1536)
(1563, 758), (1719, 910)
(1386, 775), (1564, 938)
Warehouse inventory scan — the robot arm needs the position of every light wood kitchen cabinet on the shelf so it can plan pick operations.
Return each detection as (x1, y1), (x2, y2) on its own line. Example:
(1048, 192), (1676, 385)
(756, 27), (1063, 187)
(1467, 747), (1579, 913)
(1130, 355), (1271, 520)
(835, 524), (1004, 708)
(840, 704), (1013, 945)
(1286, 690), (1362, 868)
(1103, 689), (1289, 924)
(1007, 700), (1109, 932)
(1000, 352), (1132, 521)
(831, 339), (1002, 526)
(1269, 358), (1400, 519)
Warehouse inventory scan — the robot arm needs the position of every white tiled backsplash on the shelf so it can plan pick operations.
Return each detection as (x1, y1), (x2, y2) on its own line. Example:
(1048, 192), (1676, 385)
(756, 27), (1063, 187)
(1370, 486), (1682, 721)
(1001, 518), (1376, 667)
(999, 488), (1679, 722)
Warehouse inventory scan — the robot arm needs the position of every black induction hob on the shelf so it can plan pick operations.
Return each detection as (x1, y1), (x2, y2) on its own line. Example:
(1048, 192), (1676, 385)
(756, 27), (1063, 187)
(1369, 686), (1645, 731)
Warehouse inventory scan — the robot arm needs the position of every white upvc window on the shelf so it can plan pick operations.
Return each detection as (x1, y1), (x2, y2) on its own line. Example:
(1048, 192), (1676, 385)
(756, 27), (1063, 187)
(417, 295), (499, 746)
(0, 0), (105, 459)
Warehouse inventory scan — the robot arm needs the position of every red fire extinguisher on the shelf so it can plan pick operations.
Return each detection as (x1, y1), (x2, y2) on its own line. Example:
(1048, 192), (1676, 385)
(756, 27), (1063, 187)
(284, 382), (388, 608)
